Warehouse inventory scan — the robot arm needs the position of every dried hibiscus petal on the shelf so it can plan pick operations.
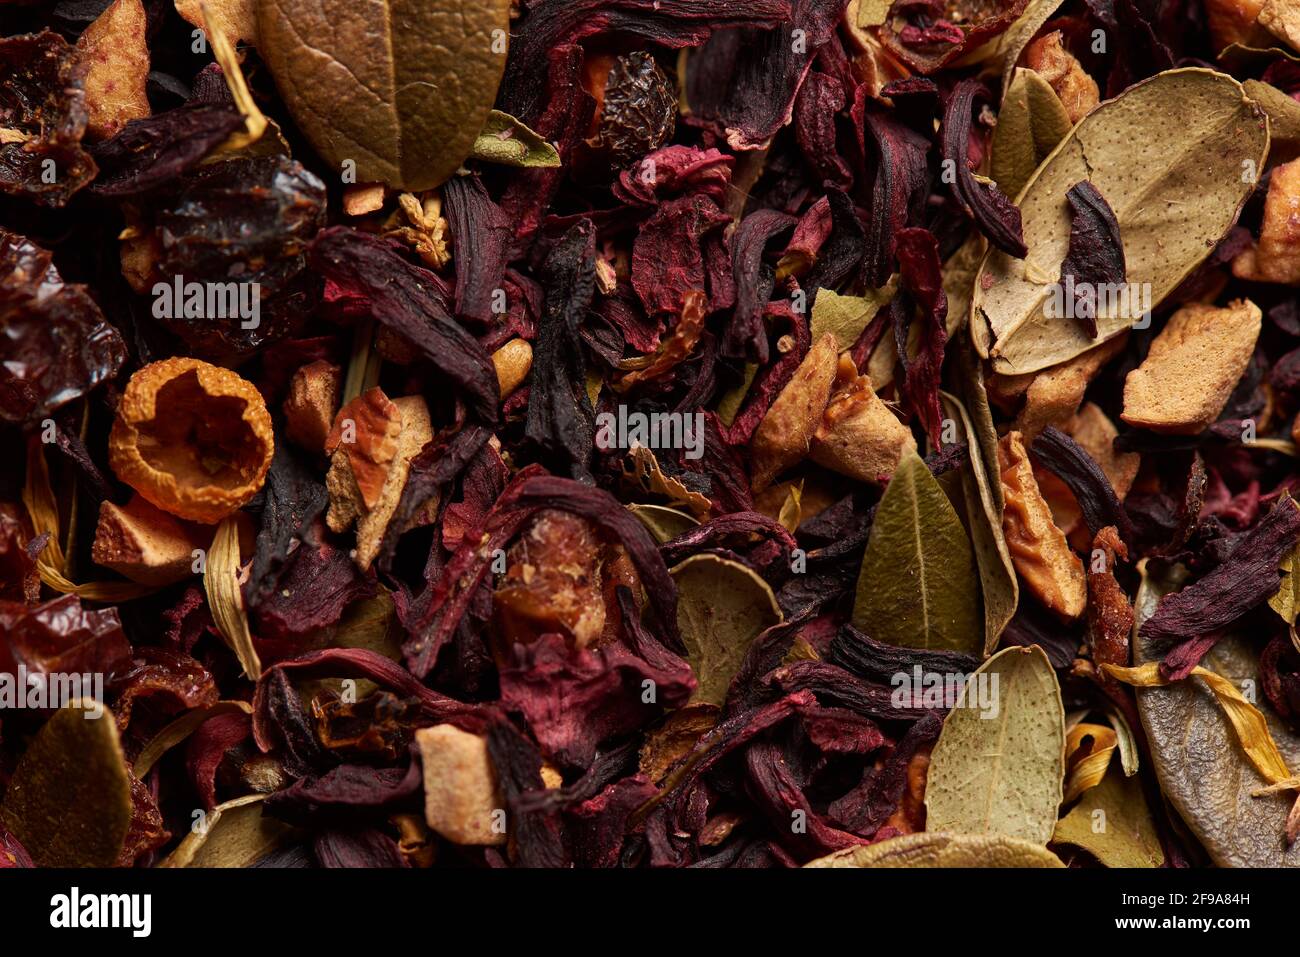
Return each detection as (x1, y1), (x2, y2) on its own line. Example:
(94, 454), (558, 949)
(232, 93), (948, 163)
(940, 80), (1027, 258)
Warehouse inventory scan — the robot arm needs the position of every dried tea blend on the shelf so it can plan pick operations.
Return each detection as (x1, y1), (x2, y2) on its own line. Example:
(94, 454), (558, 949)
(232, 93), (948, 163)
(2, 0), (1300, 877)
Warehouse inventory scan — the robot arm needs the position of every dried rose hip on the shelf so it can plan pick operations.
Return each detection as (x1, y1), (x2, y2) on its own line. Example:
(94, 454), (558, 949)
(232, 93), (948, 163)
(136, 156), (327, 359)
(583, 51), (677, 169)
(108, 358), (275, 524)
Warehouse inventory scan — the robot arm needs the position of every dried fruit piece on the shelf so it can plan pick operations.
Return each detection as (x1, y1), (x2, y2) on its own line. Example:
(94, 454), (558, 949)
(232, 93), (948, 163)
(583, 51), (677, 168)
(76, 0), (150, 140)
(751, 332), (840, 490)
(492, 339), (534, 400)
(1022, 31), (1098, 123)
(92, 495), (213, 586)
(415, 725), (506, 846)
(283, 360), (341, 454)
(1070, 403), (1139, 500)
(494, 509), (606, 653)
(1121, 299), (1262, 434)
(1233, 159), (1300, 285)
(810, 359), (917, 484)
(998, 431), (1086, 619)
(1013, 334), (1128, 437)
(325, 391), (433, 570)
(1260, 0), (1300, 51)
(1206, 0), (1270, 48)
(175, 0), (259, 44)
(109, 358), (275, 524)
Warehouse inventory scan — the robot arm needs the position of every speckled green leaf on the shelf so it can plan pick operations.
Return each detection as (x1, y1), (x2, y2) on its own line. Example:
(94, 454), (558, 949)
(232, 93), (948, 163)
(925, 645), (1066, 844)
(1053, 765), (1164, 867)
(972, 69), (1270, 374)
(806, 831), (1064, 867)
(991, 68), (1073, 201)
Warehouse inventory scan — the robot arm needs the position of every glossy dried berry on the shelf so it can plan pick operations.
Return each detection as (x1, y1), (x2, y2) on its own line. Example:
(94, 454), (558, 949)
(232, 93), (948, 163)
(586, 51), (677, 168)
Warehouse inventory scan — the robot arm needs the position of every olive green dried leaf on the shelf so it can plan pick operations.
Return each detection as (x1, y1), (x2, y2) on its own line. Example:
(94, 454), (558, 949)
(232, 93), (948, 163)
(1270, 539), (1300, 624)
(810, 281), (898, 353)
(1052, 765), (1165, 867)
(134, 700), (253, 778)
(716, 361), (758, 426)
(1134, 561), (1300, 867)
(160, 794), (297, 868)
(806, 831), (1065, 867)
(257, 0), (513, 191)
(629, 503), (699, 544)
(991, 68), (1073, 201)
(973, 69), (1270, 374)
(852, 447), (982, 653)
(672, 554), (783, 706)
(0, 701), (132, 867)
(941, 391), (1018, 655)
(470, 110), (561, 168)
(924, 645), (1066, 845)
(1244, 79), (1300, 164)
(941, 235), (986, 344)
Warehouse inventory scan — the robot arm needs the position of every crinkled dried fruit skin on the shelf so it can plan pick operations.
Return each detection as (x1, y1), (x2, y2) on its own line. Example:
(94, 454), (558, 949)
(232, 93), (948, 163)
(585, 51), (677, 168)
(998, 430), (1086, 619)
(146, 156), (328, 359)
(0, 229), (126, 426)
(256, 0), (513, 191)
(109, 358), (275, 524)
(0, 30), (97, 206)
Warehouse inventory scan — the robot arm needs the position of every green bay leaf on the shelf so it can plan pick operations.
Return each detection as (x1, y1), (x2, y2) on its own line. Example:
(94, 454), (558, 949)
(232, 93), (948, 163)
(672, 554), (782, 706)
(973, 69), (1271, 373)
(1052, 765), (1164, 867)
(941, 390), (1018, 655)
(924, 645), (1066, 845)
(470, 110), (561, 168)
(852, 447), (981, 652)
(991, 68), (1073, 202)
(806, 831), (1064, 868)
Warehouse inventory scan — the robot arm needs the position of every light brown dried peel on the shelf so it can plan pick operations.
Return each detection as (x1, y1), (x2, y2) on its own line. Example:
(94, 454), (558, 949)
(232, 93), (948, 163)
(751, 332), (839, 490)
(109, 358), (275, 525)
(1121, 298), (1262, 434)
(415, 724), (506, 846)
(998, 430), (1086, 619)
